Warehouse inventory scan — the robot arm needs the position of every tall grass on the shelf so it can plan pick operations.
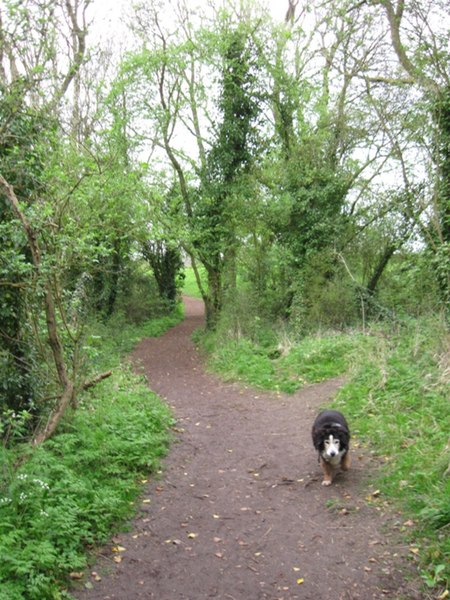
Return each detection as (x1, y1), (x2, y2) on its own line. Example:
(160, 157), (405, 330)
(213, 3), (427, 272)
(334, 317), (449, 591)
(0, 309), (182, 599)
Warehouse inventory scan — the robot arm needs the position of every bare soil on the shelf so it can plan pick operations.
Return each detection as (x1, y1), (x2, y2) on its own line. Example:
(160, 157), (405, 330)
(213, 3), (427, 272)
(73, 296), (424, 600)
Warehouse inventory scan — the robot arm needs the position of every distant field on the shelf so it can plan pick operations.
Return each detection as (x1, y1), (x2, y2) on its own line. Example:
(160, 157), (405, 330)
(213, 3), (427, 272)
(183, 266), (205, 299)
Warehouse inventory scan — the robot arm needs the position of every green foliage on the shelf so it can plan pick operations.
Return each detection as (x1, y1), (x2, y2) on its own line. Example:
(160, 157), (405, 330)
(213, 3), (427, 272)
(0, 97), (53, 416)
(0, 310), (178, 599)
(142, 241), (184, 308)
(200, 327), (362, 393)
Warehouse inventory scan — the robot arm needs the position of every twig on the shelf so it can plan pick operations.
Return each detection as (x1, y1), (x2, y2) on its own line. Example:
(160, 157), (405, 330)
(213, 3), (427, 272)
(82, 370), (113, 390)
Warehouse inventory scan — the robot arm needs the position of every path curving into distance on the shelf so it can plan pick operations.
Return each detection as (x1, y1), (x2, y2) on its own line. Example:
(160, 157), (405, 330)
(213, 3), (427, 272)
(74, 296), (421, 600)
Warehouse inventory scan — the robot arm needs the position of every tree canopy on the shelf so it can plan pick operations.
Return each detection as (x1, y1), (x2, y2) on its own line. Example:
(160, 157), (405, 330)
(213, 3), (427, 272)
(0, 0), (449, 443)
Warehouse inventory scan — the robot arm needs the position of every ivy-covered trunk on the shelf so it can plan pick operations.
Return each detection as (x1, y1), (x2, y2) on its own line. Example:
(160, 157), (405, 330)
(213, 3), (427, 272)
(435, 88), (450, 306)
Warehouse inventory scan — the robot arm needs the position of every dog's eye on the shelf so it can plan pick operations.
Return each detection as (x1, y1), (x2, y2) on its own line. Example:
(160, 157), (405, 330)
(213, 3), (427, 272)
(334, 439), (340, 447)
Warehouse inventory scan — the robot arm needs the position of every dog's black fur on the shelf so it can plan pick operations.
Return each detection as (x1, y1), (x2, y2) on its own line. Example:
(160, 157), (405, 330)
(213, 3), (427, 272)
(312, 409), (351, 485)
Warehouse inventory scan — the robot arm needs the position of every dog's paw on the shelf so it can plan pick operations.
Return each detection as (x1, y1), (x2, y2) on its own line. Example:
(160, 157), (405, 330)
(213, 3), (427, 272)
(321, 480), (332, 486)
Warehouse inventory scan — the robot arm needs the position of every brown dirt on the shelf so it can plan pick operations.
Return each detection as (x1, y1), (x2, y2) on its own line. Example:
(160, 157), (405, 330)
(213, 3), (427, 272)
(73, 296), (424, 600)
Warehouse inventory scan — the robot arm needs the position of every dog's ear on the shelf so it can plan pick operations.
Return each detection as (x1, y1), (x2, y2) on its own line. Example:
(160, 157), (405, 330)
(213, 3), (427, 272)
(338, 429), (350, 448)
(312, 426), (326, 450)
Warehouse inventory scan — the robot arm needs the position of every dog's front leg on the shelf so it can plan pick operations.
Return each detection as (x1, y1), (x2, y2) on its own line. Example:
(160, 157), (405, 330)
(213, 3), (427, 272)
(320, 457), (334, 486)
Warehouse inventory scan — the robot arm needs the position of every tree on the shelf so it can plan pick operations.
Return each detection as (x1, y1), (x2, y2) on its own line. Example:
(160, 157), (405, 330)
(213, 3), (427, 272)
(0, 0), (128, 443)
(367, 0), (450, 306)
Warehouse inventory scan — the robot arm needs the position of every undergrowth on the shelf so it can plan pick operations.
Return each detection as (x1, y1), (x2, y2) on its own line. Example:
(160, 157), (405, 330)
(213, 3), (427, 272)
(0, 308), (182, 599)
(198, 328), (364, 393)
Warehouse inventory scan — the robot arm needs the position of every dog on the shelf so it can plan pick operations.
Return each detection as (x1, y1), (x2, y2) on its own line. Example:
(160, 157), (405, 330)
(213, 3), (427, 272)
(312, 409), (351, 486)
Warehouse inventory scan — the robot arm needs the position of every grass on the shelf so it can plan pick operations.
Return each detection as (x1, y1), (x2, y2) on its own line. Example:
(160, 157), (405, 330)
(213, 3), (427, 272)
(0, 308), (183, 600)
(334, 317), (449, 593)
(200, 314), (450, 594)
(200, 330), (364, 393)
(182, 265), (205, 299)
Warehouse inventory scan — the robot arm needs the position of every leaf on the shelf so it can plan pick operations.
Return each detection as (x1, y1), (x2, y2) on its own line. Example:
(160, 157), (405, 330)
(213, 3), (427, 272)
(69, 572), (84, 579)
(297, 578), (304, 585)
(112, 545), (126, 552)
(187, 532), (198, 539)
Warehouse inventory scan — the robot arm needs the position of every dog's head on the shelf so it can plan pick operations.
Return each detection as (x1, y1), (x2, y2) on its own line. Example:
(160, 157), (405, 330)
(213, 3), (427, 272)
(322, 432), (346, 460)
(312, 422), (350, 458)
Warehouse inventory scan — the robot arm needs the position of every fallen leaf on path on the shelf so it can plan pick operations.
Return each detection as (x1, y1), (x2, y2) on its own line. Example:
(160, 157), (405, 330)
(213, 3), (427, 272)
(69, 572), (84, 580)
(296, 578), (304, 585)
(438, 590), (449, 599)
(213, 514), (220, 519)
(187, 532), (198, 539)
(403, 519), (414, 527)
(213, 537), (222, 543)
(113, 556), (122, 563)
(112, 546), (126, 553)
(142, 499), (151, 504)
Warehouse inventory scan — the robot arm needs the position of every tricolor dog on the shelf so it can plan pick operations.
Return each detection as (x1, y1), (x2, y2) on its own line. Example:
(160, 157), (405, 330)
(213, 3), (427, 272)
(312, 409), (351, 486)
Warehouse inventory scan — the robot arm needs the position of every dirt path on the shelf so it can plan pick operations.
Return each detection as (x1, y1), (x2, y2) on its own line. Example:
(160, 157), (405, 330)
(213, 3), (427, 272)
(74, 297), (422, 600)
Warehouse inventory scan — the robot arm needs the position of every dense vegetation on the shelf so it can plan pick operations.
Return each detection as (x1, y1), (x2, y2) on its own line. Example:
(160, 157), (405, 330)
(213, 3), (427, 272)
(0, 0), (449, 597)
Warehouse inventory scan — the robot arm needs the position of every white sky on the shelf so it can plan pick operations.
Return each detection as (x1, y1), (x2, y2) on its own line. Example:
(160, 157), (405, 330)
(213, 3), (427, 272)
(88, 0), (289, 46)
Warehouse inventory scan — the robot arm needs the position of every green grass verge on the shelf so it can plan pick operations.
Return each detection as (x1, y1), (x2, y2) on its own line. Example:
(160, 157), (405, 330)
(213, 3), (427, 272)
(334, 318), (449, 593)
(201, 331), (364, 393)
(0, 308), (183, 600)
